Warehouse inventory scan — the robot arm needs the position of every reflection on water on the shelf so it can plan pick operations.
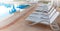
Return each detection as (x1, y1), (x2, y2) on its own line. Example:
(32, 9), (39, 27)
(0, 3), (15, 20)
(0, 6), (11, 20)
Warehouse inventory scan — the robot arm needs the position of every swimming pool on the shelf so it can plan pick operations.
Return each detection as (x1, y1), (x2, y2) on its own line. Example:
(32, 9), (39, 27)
(0, 3), (30, 21)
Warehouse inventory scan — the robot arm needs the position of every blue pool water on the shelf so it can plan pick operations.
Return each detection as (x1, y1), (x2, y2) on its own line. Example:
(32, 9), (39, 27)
(17, 4), (30, 9)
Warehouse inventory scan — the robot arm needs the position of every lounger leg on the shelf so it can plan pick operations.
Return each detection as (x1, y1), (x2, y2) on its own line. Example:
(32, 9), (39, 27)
(50, 21), (60, 31)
